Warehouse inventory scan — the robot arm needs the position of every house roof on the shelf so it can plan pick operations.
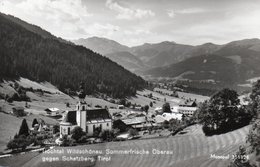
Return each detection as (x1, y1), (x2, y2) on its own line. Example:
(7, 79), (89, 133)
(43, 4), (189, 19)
(45, 108), (60, 112)
(12, 106), (24, 110)
(122, 117), (146, 125)
(179, 101), (197, 107)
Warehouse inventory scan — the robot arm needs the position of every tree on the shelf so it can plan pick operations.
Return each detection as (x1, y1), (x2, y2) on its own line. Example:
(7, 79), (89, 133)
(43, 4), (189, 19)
(18, 119), (29, 136)
(162, 102), (171, 113)
(247, 120), (260, 154)
(144, 105), (149, 115)
(99, 130), (115, 141)
(53, 124), (60, 134)
(198, 89), (251, 135)
(162, 120), (169, 129)
(71, 126), (85, 142)
(119, 99), (126, 106)
(149, 101), (153, 107)
(128, 128), (138, 137)
(32, 118), (38, 128)
(168, 119), (181, 132)
(61, 135), (75, 147)
(248, 80), (260, 119)
(7, 135), (29, 151)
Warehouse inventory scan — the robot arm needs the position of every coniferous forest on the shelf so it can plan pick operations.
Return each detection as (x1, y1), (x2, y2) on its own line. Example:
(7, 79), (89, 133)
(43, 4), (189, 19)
(0, 14), (146, 98)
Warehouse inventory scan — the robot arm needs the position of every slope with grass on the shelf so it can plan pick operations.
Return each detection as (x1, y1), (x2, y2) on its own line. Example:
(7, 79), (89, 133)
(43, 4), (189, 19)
(0, 124), (250, 167)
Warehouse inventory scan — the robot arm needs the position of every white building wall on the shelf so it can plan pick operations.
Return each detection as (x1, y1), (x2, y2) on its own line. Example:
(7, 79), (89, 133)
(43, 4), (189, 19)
(86, 121), (112, 136)
(81, 111), (86, 131)
(60, 125), (77, 138)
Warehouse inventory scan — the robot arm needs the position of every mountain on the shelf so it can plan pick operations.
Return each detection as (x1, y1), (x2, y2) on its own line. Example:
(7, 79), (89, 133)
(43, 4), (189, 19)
(0, 13), (72, 44)
(72, 37), (148, 73)
(0, 13), (145, 98)
(73, 37), (130, 55)
(105, 51), (146, 74)
(145, 38), (260, 87)
(131, 41), (221, 67)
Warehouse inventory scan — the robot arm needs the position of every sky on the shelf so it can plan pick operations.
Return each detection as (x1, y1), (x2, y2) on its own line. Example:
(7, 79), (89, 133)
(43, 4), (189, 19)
(1, 0), (260, 47)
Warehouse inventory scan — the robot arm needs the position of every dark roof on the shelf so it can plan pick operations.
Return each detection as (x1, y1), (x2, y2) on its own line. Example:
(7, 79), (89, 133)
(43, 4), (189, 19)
(63, 111), (77, 125)
(12, 106), (24, 110)
(179, 101), (197, 107)
(86, 109), (112, 121)
(62, 109), (111, 124)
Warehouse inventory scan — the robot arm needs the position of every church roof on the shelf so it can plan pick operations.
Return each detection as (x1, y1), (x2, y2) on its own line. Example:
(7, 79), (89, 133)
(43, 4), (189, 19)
(86, 109), (112, 121)
(62, 110), (77, 125)
(61, 109), (112, 125)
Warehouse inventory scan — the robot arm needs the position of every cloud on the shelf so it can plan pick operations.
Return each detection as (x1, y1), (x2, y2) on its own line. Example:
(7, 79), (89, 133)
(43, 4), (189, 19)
(167, 9), (175, 18)
(86, 23), (120, 37)
(105, 0), (155, 20)
(0, 0), (94, 38)
(176, 8), (207, 14)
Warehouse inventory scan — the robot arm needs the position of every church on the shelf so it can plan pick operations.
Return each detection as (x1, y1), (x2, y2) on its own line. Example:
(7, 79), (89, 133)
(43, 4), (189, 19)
(60, 85), (113, 137)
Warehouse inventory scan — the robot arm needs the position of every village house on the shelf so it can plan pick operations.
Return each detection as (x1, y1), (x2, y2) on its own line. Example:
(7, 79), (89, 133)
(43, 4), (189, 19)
(171, 105), (197, 116)
(45, 107), (60, 116)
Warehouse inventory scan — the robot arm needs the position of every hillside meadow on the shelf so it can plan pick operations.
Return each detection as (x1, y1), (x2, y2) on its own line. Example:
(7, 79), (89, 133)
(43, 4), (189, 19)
(0, 124), (250, 167)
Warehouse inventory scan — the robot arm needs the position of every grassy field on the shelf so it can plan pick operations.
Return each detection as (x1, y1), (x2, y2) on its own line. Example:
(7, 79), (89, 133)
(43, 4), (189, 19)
(0, 124), (250, 167)
(0, 112), (59, 152)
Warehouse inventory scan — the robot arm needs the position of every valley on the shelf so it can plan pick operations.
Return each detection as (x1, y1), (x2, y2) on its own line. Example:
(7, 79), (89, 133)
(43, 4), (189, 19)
(0, 9), (259, 167)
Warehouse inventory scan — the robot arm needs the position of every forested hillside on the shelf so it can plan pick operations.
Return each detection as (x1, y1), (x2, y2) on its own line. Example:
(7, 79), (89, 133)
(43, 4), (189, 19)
(0, 14), (145, 98)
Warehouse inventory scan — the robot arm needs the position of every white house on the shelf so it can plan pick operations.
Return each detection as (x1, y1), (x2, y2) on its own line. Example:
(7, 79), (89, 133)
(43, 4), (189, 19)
(45, 108), (60, 116)
(171, 106), (197, 116)
(60, 100), (113, 137)
(155, 112), (183, 124)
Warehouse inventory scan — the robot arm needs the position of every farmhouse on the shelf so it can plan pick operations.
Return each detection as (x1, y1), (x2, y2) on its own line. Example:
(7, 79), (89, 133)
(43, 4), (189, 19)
(60, 100), (113, 137)
(178, 100), (197, 107)
(171, 106), (197, 116)
(177, 106), (197, 116)
(155, 112), (183, 124)
(45, 108), (60, 116)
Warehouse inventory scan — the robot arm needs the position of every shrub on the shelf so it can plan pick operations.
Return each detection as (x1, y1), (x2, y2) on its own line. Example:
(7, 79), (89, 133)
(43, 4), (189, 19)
(60, 135), (76, 147)
(128, 128), (138, 137)
(71, 126), (85, 142)
(78, 135), (88, 143)
(7, 135), (30, 151)
(99, 130), (115, 141)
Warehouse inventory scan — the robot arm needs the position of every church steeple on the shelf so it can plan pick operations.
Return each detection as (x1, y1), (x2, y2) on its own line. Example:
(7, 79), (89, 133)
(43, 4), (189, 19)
(78, 82), (86, 103)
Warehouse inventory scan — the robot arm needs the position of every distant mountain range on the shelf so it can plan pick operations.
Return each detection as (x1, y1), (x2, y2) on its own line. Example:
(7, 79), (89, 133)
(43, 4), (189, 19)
(73, 37), (224, 72)
(145, 38), (260, 86)
(0, 12), (145, 98)
(73, 36), (260, 91)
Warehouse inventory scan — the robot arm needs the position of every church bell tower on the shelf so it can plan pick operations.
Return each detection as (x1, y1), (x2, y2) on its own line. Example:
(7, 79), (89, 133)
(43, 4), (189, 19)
(76, 82), (87, 131)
